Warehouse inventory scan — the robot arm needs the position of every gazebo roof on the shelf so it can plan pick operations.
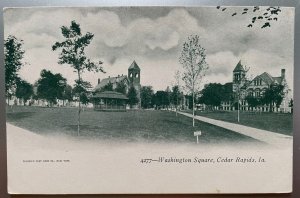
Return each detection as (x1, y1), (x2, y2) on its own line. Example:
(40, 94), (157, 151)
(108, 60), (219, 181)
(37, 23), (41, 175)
(92, 91), (128, 100)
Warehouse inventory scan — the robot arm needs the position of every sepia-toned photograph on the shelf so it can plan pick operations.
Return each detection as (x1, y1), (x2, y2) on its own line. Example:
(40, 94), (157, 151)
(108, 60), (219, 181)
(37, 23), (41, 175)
(4, 6), (294, 194)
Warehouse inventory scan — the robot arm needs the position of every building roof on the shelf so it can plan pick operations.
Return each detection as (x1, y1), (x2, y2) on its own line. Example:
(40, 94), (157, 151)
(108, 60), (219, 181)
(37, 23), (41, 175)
(92, 91), (128, 100)
(233, 60), (245, 72)
(94, 75), (127, 92)
(128, 60), (140, 71)
(253, 72), (283, 85)
(273, 77), (283, 84)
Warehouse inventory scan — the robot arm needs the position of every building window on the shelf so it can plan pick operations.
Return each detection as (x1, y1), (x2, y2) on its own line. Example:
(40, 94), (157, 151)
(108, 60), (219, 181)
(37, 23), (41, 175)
(255, 89), (260, 97)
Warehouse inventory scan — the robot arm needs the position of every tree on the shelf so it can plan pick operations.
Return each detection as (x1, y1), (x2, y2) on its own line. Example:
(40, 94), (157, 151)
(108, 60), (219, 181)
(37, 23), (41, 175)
(172, 71), (182, 116)
(127, 86), (139, 108)
(233, 65), (250, 122)
(101, 81), (113, 92)
(199, 83), (224, 109)
(115, 81), (127, 94)
(4, 35), (25, 105)
(52, 20), (105, 135)
(223, 82), (234, 102)
(141, 86), (154, 109)
(165, 86), (171, 110)
(73, 80), (92, 106)
(61, 84), (73, 105)
(153, 91), (170, 109)
(217, 6), (282, 28)
(15, 79), (33, 105)
(36, 69), (67, 106)
(170, 85), (182, 115)
(245, 95), (261, 109)
(261, 84), (285, 112)
(179, 35), (208, 127)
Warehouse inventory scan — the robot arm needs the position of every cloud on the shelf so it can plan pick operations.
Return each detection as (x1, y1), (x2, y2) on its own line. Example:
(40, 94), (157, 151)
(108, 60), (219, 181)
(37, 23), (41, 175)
(206, 51), (240, 76)
(3, 7), (294, 93)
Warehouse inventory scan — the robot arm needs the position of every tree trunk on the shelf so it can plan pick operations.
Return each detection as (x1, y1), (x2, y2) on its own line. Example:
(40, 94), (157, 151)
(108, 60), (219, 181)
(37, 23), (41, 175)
(192, 84), (195, 127)
(78, 97), (81, 136)
(176, 96), (178, 117)
(237, 96), (240, 122)
(77, 71), (81, 136)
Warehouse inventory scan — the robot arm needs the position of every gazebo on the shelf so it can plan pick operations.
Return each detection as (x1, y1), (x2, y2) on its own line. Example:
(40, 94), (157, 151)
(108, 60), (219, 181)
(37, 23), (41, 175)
(91, 91), (128, 111)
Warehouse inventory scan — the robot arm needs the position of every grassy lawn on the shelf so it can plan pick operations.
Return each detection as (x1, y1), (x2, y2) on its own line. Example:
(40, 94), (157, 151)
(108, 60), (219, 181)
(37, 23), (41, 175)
(6, 106), (264, 145)
(189, 110), (292, 135)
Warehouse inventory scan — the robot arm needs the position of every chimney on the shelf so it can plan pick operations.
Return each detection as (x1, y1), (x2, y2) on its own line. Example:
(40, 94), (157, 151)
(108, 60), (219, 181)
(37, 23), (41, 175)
(98, 78), (101, 84)
(281, 69), (286, 79)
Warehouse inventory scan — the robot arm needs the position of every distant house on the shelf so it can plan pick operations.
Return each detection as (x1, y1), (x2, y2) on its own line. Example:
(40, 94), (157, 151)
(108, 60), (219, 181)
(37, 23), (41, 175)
(220, 60), (291, 113)
(92, 60), (142, 110)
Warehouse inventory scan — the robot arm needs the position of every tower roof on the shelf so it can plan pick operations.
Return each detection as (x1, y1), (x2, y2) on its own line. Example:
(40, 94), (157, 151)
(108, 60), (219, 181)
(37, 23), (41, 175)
(128, 60), (140, 71)
(233, 60), (245, 72)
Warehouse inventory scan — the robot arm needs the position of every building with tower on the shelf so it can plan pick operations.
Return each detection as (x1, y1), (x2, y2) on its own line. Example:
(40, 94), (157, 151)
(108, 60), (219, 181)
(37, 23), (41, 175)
(220, 60), (291, 113)
(128, 60), (141, 108)
(92, 60), (142, 110)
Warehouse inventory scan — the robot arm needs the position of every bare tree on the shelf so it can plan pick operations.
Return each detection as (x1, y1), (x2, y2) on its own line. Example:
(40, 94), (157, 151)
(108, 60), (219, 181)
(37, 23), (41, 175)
(179, 35), (209, 127)
(233, 64), (250, 122)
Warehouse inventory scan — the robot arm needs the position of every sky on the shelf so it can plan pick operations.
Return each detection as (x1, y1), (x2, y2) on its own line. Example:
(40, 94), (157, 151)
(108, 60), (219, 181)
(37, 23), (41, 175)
(4, 6), (294, 92)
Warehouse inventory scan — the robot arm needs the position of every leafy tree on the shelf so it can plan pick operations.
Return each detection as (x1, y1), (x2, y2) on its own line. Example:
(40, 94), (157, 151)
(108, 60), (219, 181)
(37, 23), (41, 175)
(61, 84), (73, 105)
(141, 86), (154, 109)
(187, 95), (194, 110)
(52, 20), (105, 135)
(153, 91), (170, 109)
(100, 81), (113, 92)
(199, 83), (224, 108)
(217, 6), (282, 28)
(165, 86), (171, 110)
(262, 84), (285, 112)
(223, 82), (234, 102)
(15, 79), (33, 105)
(245, 95), (261, 108)
(73, 80), (92, 105)
(4, 35), (25, 104)
(179, 35), (208, 127)
(37, 70), (67, 106)
(127, 86), (139, 108)
(170, 85), (182, 112)
(114, 81), (127, 94)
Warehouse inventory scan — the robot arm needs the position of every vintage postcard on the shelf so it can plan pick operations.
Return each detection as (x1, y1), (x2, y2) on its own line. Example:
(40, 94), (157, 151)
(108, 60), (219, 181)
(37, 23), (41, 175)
(4, 6), (294, 194)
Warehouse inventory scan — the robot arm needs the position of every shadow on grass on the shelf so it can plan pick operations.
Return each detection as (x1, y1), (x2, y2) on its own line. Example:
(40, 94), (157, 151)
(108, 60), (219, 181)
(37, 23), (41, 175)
(6, 112), (35, 121)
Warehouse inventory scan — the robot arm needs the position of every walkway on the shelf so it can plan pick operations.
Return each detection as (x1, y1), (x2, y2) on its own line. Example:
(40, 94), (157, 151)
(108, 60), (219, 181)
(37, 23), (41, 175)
(178, 112), (292, 148)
